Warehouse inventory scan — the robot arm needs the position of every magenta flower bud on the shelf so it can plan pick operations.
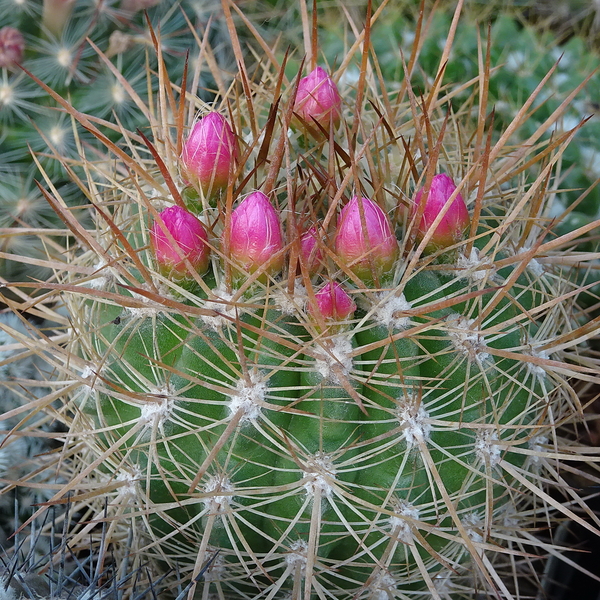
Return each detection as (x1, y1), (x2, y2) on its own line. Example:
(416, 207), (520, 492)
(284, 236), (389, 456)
(225, 191), (285, 281)
(0, 27), (25, 69)
(299, 226), (324, 275)
(294, 66), (342, 133)
(308, 281), (356, 328)
(181, 112), (238, 197)
(334, 196), (398, 285)
(411, 173), (470, 251)
(150, 206), (210, 279)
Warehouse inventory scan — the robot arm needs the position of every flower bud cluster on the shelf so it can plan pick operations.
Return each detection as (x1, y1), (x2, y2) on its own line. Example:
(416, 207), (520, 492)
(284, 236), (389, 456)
(150, 68), (471, 312)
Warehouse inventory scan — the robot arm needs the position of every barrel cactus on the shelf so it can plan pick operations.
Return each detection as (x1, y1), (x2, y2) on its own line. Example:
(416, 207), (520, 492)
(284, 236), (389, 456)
(9, 2), (600, 599)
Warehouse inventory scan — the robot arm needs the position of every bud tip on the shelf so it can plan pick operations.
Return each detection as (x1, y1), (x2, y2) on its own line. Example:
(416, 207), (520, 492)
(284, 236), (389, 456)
(226, 191), (285, 281)
(181, 111), (238, 197)
(294, 66), (342, 133)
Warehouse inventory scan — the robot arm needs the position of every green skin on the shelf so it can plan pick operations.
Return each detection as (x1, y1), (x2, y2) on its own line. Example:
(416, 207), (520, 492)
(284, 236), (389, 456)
(88, 260), (545, 594)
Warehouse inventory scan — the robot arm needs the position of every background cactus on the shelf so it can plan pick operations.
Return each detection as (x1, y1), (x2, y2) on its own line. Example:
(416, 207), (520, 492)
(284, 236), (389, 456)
(368, 8), (600, 239)
(0, 500), (183, 600)
(0, 311), (59, 537)
(0, 0), (240, 291)
(1, 1), (600, 599)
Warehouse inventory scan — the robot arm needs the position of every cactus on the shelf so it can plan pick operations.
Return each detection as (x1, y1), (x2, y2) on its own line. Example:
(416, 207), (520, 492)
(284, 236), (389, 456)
(371, 8), (600, 229)
(0, 0), (241, 289)
(0, 501), (177, 600)
(4, 1), (600, 599)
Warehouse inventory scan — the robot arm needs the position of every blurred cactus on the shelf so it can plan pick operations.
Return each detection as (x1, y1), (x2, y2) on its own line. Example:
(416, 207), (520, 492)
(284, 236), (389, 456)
(0, 503), (177, 599)
(0, 0), (238, 291)
(0, 311), (56, 538)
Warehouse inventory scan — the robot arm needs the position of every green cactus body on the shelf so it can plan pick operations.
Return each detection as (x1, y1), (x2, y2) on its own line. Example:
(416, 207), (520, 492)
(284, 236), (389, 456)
(80, 247), (555, 597)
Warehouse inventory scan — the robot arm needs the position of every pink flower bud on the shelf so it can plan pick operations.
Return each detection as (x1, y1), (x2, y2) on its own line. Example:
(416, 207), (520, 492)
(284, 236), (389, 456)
(309, 281), (356, 324)
(334, 196), (398, 285)
(294, 66), (342, 133)
(181, 112), (238, 196)
(225, 191), (285, 280)
(150, 206), (210, 278)
(411, 173), (470, 251)
(299, 226), (324, 275)
(0, 27), (25, 69)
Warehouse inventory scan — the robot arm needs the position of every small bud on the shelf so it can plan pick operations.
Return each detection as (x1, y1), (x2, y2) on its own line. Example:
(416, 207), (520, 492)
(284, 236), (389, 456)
(225, 191), (285, 281)
(181, 112), (238, 197)
(106, 31), (133, 58)
(294, 66), (342, 133)
(42, 0), (76, 37)
(411, 173), (470, 251)
(150, 206), (210, 279)
(334, 196), (398, 285)
(299, 226), (324, 276)
(308, 281), (356, 328)
(0, 27), (25, 69)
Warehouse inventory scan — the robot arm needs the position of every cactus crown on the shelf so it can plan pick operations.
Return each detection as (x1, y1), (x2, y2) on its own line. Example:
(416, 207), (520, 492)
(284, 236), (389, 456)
(4, 2), (600, 599)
